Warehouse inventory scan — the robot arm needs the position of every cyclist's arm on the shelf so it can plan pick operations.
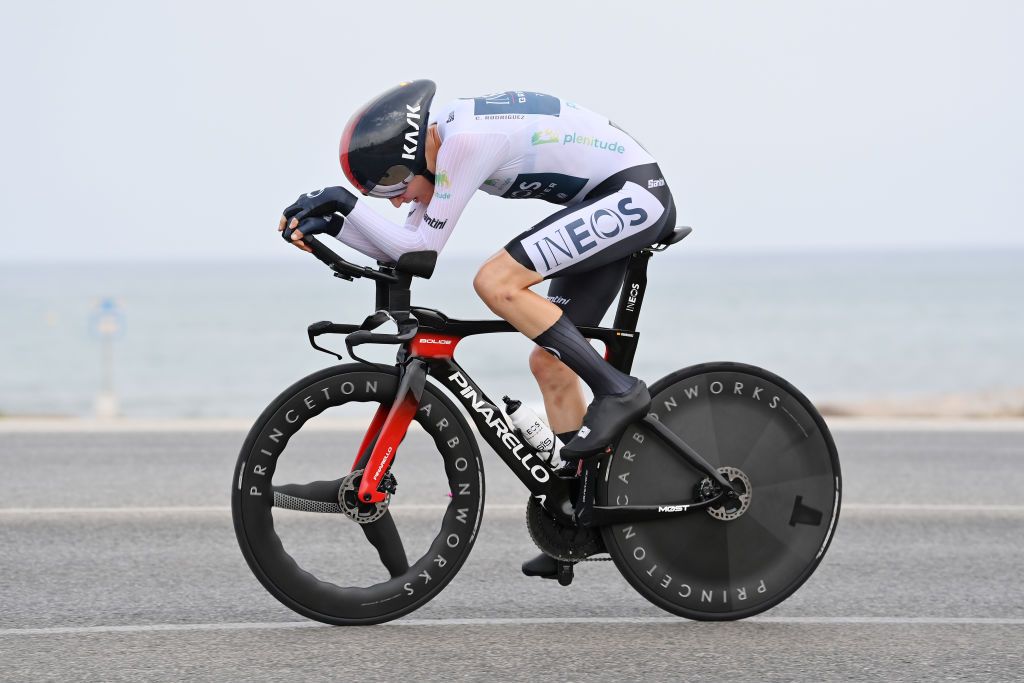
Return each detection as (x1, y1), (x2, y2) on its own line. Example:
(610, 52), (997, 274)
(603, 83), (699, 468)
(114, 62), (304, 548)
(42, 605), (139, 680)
(335, 202), (427, 262)
(334, 132), (510, 262)
(334, 223), (392, 262)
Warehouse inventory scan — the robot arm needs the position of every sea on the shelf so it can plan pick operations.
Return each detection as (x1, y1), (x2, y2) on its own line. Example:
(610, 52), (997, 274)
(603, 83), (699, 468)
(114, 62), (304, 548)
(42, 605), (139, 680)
(1, 249), (1021, 418)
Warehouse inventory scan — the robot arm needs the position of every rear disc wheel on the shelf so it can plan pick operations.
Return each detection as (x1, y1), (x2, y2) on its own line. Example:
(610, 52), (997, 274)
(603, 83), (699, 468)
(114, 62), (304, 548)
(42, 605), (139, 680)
(599, 362), (841, 620)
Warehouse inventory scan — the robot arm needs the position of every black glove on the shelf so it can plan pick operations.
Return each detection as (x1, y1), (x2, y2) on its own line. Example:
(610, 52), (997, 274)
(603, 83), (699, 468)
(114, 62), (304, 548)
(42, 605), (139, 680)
(293, 213), (344, 238)
(282, 186), (357, 223)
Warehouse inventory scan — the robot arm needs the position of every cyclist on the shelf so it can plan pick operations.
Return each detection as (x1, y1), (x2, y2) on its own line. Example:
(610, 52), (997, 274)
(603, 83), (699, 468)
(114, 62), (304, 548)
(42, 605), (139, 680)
(279, 80), (677, 578)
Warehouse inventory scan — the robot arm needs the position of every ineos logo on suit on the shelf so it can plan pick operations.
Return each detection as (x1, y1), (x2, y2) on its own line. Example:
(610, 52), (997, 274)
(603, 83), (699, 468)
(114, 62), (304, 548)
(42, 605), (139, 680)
(524, 181), (664, 275)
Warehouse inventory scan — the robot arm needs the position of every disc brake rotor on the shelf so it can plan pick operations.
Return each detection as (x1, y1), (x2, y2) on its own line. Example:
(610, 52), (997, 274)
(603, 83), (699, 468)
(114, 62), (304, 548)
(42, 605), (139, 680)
(338, 469), (391, 524)
(706, 466), (752, 521)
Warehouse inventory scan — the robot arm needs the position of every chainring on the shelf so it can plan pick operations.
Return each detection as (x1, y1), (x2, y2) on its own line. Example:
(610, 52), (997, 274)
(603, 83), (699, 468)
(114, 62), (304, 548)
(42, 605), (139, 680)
(525, 496), (604, 562)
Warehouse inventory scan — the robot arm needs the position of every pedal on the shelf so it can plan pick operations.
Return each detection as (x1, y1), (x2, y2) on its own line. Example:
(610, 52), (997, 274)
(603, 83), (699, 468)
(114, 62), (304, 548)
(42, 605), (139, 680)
(557, 560), (575, 586)
(552, 458), (580, 479)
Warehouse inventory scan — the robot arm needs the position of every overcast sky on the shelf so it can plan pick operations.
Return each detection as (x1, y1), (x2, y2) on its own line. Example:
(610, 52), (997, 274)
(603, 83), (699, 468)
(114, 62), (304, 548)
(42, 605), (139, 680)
(2, 0), (1021, 263)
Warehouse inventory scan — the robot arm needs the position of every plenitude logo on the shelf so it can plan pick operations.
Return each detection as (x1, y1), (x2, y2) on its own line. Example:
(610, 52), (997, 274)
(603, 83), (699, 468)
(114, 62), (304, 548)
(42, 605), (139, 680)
(563, 132), (625, 153)
(433, 170), (452, 200)
(531, 129), (560, 145)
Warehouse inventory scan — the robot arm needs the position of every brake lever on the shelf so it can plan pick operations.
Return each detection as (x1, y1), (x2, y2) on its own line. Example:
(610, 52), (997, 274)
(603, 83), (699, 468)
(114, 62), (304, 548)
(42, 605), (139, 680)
(307, 320), (362, 360)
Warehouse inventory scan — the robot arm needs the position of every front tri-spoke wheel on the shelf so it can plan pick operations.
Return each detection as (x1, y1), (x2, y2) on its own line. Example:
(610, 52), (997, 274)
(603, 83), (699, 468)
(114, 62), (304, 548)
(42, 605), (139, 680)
(599, 362), (841, 620)
(232, 363), (484, 625)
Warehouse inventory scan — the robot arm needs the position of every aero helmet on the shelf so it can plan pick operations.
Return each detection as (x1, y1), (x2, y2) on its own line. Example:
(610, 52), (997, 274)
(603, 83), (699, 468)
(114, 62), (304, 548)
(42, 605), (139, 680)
(339, 80), (437, 198)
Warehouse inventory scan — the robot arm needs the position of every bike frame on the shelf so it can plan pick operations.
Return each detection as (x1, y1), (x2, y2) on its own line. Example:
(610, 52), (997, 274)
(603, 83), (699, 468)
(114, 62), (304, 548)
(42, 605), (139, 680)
(311, 245), (736, 526)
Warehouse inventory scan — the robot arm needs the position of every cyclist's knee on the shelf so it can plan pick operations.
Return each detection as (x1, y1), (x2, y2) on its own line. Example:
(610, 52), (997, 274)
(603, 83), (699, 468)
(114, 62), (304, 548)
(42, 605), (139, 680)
(472, 263), (497, 301)
(474, 257), (523, 308)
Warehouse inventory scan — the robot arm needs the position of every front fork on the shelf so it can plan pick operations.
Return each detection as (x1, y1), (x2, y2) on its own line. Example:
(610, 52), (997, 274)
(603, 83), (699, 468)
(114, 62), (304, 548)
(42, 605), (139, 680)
(356, 359), (428, 504)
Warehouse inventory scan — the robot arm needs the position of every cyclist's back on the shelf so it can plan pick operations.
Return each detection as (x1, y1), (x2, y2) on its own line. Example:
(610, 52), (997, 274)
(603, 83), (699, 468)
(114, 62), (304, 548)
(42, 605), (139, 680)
(436, 91), (656, 205)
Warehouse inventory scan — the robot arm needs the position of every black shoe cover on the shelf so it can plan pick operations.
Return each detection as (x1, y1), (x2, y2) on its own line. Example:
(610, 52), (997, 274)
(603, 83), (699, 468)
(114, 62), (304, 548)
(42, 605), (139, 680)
(522, 552), (559, 579)
(554, 457), (580, 478)
(560, 380), (651, 459)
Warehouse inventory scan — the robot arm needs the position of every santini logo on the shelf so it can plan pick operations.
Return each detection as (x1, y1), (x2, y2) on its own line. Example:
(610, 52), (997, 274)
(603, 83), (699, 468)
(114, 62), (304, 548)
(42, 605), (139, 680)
(400, 104), (423, 160)
(647, 178), (666, 189)
(424, 214), (447, 230)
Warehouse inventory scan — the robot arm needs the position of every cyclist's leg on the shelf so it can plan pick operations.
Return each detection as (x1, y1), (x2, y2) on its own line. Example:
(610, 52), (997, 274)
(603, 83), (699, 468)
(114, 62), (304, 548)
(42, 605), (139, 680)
(522, 263), (630, 578)
(476, 198), (667, 389)
(475, 166), (674, 455)
(529, 260), (629, 435)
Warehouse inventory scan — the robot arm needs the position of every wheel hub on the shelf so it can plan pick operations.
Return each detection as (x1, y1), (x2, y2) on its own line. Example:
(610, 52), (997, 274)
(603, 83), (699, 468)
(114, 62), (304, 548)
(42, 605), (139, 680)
(338, 469), (391, 524)
(705, 466), (752, 521)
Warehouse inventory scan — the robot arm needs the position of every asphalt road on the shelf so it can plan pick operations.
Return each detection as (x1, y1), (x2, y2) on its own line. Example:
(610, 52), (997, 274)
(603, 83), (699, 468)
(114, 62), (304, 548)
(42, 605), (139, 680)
(1, 423), (1022, 682)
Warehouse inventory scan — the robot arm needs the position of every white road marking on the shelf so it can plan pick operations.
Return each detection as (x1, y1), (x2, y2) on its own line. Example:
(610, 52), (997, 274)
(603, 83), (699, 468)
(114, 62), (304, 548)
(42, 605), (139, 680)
(842, 503), (1024, 512)
(2, 417), (1024, 433)
(1, 616), (1022, 636)
(0, 506), (232, 515)
(2, 503), (1023, 516)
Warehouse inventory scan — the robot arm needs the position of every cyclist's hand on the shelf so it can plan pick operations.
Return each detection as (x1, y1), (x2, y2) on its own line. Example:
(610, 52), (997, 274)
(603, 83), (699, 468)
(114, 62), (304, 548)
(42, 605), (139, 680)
(277, 215), (343, 253)
(280, 186), (357, 227)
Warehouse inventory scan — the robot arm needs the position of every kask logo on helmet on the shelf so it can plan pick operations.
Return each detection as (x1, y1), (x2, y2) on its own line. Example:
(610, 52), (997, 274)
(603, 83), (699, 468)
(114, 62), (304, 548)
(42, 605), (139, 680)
(400, 104), (424, 160)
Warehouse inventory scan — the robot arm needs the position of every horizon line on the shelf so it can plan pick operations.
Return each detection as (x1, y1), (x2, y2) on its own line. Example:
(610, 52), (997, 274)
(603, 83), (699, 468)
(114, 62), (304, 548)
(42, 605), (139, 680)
(3, 243), (1024, 266)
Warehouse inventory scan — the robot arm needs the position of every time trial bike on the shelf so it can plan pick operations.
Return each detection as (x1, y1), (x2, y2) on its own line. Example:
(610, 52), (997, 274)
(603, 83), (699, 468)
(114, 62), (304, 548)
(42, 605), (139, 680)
(232, 227), (841, 625)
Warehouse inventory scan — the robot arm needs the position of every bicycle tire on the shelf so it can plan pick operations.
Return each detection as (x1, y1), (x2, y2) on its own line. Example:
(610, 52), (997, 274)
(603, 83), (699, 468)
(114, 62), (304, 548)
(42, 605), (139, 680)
(598, 362), (841, 620)
(232, 363), (484, 625)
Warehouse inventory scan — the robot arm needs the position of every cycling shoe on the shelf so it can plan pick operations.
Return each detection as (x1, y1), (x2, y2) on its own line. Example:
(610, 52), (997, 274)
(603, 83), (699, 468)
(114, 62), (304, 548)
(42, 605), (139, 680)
(560, 380), (650, 460)
(522, 552), (559, 579)
(554, 457), (581, 479)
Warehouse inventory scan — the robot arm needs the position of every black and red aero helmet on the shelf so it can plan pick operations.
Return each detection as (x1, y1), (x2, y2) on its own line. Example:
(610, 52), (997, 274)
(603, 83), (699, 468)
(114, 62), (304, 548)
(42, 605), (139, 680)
(339, 80), (436, 198)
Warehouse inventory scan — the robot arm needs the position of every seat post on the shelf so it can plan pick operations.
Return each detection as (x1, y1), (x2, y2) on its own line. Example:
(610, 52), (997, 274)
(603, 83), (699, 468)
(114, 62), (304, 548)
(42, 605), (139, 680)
(613, 249), (653, 332)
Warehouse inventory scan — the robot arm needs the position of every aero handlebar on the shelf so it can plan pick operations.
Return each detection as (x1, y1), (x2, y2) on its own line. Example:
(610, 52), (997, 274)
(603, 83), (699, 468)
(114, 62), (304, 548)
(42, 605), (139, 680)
(281, 227), (400, 283)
